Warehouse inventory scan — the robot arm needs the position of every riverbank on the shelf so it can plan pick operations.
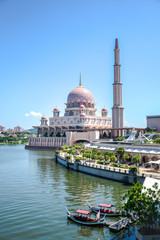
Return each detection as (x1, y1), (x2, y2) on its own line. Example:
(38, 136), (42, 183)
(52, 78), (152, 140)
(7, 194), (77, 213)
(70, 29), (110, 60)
(0, 144), (132, 240)
(56, 154), (146, 185)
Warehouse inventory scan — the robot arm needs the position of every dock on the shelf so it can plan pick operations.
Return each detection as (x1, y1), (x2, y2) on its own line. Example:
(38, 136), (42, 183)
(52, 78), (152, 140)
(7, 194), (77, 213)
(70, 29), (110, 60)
(103, 220), (115, 226)
(109, 217), (131, 232)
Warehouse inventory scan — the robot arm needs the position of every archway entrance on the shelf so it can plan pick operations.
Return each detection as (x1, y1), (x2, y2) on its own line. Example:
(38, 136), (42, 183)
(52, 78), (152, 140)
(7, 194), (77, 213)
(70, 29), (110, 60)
(73, 140), (90, 144)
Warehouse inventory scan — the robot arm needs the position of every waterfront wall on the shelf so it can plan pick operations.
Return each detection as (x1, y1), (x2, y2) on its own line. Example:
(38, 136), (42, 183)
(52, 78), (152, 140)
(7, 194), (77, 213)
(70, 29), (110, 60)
(26, 137), (66, 149)
(57, 155), (145, 185)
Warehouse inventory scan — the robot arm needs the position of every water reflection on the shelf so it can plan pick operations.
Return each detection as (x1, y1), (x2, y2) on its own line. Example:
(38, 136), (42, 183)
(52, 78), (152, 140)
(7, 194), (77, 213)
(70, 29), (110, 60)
(1, 146), (134, 240)
(30, 150), (130, 210)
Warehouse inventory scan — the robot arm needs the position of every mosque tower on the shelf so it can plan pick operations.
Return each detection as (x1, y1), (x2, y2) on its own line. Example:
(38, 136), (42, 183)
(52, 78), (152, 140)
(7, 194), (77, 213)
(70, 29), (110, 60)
(112, 38), (124, 137)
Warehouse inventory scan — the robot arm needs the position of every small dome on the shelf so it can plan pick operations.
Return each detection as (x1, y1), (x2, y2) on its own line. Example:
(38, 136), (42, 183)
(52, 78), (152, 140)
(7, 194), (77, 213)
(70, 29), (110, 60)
(80, 113), (86, 117)
(102, 108), (108, 112)
(67, 86), (94, 104)
(80, 104), (85, 109)
(41, 116), (47, 120)
(53, 107), (59, 112)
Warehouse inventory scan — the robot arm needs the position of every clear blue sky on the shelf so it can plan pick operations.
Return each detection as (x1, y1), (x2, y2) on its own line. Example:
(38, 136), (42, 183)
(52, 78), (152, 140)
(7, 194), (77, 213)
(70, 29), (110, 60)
(0, 0), (160, 129)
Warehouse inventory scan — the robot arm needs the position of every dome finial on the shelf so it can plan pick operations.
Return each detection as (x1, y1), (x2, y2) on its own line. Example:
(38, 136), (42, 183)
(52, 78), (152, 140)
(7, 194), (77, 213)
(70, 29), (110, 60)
(79, 73), (82, 86)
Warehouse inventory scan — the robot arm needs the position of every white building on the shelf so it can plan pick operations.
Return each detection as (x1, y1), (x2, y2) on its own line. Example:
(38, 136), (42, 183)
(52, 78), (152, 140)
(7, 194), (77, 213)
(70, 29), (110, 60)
(31, 75), (111, 147)
(27, 38), (125, 149)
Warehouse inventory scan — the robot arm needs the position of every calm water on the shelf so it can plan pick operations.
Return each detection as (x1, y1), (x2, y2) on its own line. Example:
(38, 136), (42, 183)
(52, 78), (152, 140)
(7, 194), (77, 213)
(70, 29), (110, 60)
(0, 145), (135, 240)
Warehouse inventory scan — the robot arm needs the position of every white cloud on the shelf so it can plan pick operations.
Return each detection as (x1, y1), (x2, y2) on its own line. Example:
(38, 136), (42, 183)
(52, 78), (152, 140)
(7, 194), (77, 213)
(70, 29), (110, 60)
(124, 120), (134, 127)
(25, 111), (42, 117)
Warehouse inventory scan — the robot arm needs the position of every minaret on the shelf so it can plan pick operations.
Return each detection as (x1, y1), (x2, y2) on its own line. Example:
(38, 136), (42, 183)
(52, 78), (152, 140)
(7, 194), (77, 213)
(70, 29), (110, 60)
(112, 38), (124, 137)
(79, 73), (82, 86)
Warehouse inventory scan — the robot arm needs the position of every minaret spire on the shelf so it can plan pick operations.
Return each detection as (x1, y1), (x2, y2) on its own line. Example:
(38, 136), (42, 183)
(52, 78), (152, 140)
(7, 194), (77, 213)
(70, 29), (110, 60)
(79, 73), (82, 86)
(115, 38), (119, 49)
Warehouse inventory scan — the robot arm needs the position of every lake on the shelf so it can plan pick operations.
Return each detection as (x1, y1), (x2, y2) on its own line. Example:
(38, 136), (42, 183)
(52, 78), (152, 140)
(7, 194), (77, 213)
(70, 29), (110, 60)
(0, 145), (135, 240)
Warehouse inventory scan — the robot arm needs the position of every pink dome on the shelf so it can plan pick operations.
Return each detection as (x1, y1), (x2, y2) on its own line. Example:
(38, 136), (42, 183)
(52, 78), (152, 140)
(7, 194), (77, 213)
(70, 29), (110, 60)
(41, 116), (47, 120)
(53, 107), (59, 112)
(80, 104), (85, 109)
(102, 108), (108, 112)
(67, 86), (94, 104)
(80, 113), (86, 117)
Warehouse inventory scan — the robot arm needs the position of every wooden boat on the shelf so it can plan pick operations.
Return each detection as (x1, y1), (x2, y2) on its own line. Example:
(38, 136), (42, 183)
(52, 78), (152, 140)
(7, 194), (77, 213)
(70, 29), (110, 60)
(87, 201), (121, 217)
(65, 207), (105, 226)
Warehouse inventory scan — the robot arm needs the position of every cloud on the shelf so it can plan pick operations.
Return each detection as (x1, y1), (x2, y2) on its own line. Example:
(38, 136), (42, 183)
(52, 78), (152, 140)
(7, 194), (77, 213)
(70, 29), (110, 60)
(124, 120), (135, 127)
(25, 111), (42, 117)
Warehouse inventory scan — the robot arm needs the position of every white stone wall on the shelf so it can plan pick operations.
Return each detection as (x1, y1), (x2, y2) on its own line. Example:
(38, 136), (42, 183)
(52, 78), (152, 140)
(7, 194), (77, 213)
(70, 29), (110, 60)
(29, 137), (66, 147)
(66, 131), (99, 145)
(49, 115), (111, 127)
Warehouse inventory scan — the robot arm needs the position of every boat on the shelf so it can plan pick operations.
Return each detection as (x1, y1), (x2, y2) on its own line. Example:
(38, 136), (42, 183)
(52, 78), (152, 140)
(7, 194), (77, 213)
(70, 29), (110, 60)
(87, 201), (121, 217)
(65, 207), (105, 226)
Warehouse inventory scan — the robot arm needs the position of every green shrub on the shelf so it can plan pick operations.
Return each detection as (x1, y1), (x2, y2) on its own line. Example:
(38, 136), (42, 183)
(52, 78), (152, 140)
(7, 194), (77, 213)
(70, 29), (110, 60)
(55, 150), (60, 154)
(75, 156), (83, 161)
(71, 150), (77, 155)
(153, 137), (160, 144)
(119, 164), (129, 168)
(97, 160), (104, 164)
(85, 149), (92, 154)
(66, 155), (71, 159)
(110, 163), (118, 167)
(62, 145), (69, 149)
(63, 149), (69, 153)
(105, 162), (110, 165)
(116, 136), (125, 141)
(129, 166), (137, 171)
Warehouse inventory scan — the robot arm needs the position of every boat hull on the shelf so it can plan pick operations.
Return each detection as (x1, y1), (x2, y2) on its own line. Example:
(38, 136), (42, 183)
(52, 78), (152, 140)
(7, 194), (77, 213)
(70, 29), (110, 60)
(67, 214), (104, 226)
(91, 208), (121, 217)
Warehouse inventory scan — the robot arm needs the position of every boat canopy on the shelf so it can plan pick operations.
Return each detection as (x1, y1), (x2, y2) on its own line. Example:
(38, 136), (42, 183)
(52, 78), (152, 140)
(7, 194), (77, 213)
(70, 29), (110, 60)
(99, 203), (112, 208)
(76, 209), (90, 215)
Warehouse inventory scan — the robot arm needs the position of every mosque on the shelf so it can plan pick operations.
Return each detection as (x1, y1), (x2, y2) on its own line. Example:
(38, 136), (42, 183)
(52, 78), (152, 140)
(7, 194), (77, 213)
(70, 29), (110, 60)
(27, 38), (125, 148)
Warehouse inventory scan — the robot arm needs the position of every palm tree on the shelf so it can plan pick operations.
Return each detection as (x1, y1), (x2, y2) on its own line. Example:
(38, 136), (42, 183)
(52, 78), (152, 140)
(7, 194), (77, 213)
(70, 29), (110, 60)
(122, 154), (130, 163)
(116, 147), (125, 167)
(110, 156), (117, 163)
(132, 154), (141, 170)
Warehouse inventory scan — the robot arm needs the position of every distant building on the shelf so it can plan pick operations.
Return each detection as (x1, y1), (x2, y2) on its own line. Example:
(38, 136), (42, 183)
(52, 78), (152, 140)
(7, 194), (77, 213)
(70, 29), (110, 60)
(14, 126), (23, 132)
(0, 125), (5, 131)
(147, 115), (160, 132)
(7, 128), (14, 133)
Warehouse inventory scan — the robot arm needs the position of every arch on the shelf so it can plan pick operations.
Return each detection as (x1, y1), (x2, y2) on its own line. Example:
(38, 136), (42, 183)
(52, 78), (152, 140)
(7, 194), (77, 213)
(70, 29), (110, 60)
(50, 132), (55, 137)
(142, 156), (148, 164)
(151, 156), (158, 161)
(73, 140), (90, 144)
(44, 132), (48, 137)
(56, 132), (61, 137)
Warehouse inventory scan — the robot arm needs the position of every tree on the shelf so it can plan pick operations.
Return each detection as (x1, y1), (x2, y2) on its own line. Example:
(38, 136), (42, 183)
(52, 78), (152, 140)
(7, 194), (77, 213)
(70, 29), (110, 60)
(132, 154), (141, 169)
(116, 147), (125, 166)
(104, 151), (115, 161)
(122, 182), (160, 230)
(145, 126), (153, 132)
(116, 136), (125, 141)
(122, 154), (130, 162)
(110, 156), (117, 162)
(153, 137), (160, 144)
